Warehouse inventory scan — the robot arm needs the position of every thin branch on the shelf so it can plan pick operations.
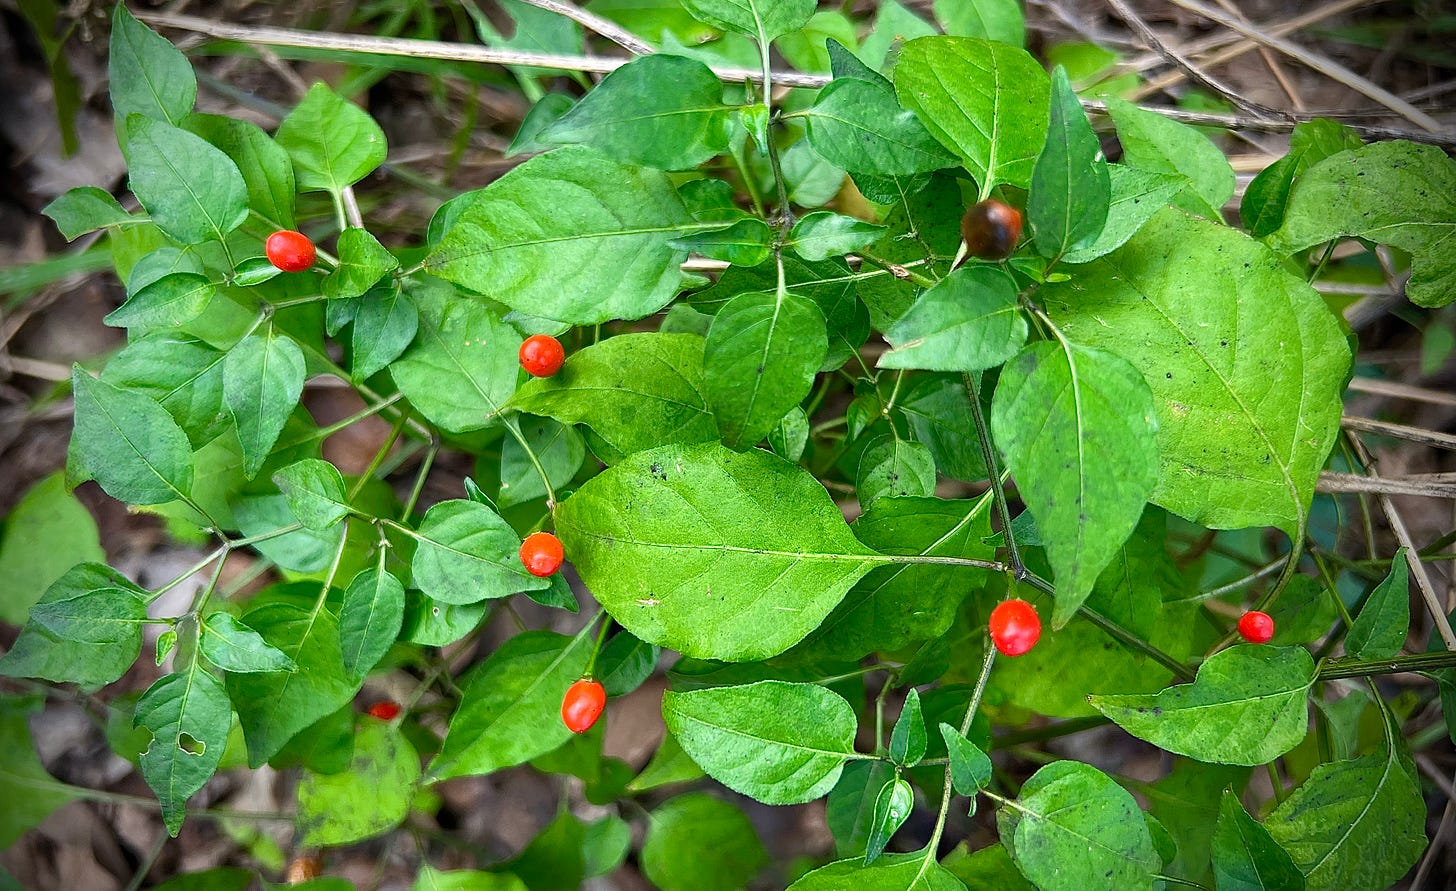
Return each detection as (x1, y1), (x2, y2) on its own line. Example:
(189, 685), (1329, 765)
(1343, 415), (1456, 452)
(514, 0), (654, 55)
(1347, 377), (1456, 409)
(1317, 471), (1456, 499)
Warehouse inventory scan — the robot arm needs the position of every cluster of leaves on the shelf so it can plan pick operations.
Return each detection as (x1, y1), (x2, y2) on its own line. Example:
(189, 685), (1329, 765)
(6, 1), (1456, 889)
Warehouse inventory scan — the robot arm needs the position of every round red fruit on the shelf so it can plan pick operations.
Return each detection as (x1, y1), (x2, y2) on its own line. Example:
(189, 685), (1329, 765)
(366, 701), (401, 720)
(520, 334), (566, 377)
(265, 230), (316, 272)
(520, 531), (565, 577)
(1237, 610), (1275, 644)
(961, 199), (1023, 260)
(989, 598), (1041, 656)
(561, 678), (606, 733)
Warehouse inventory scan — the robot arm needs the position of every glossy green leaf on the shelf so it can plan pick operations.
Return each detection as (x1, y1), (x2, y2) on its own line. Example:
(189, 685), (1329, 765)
(596, 631), (659, 697)
(409, 499), (549, 605)
(233, 493), (344, 574)
(26, 586), (146, 644)
(858, 1), (937, 70)
(109, 5), (195, 125)
(349, 282), (418, 382)
(805, 77), (958, 176)
(1044, 208), (1351, 534)
(71, 366), (193, 505)
(1241, 119), (1361, 237)
(555, 442), (880, 661)
(889, 688), (926, 767)
(324, 228), (399, 299)
(1090, 645), (1315, 765)
(668, 218), (773, 267)
(42, 186), (133, 240)
(991, 341), (1158, 626)
(679, 0), (813, 41)
(641, 793), (768, 891)
(1143, 759), (1247, 885)
(274, 82), (387, 192)
(0, 473), (105, 625)
(880, 265), (1026, 372)
(769, 405), (810, 462)
(425, 146), (695, 325)
(941, 723), (993, 795)
(1212, 790), (1305, 891)
(223, 328), (306, 480)
(827, 760), (898, 857)
(339, 567), (405, 678)
(777, 11), (858, 73)
(935, 0), (1024, 46)
(0, 697), (77, 848)
(895, 37), (1050, 191)
(297, 720), (420, 845)
(200, 613), (296, 672)
(184, 113), (297, 230)
(1105, 98), (1234, 218)
(788, 851), (966, 890)
(857, 436), (936, 506)
(390, 284), (519, 433)
(272, 459), (349, 531)
(1345, 549), (1410, 661)
(1061, 165), (1184, 264)
(788, 212), (887, 262)
(411, 867), (527, 891)
(663, 680), (862, 804)
(126, 116), (247, 245)
(705, 291), (826, 450)
(866, 777), (913, 864)
(135, 665), (232, 835)
(1030, 67), (1109, 258)
(104, 271), (215, 330)
(499, 416), (585, 507)
(0, 564), (148, 686)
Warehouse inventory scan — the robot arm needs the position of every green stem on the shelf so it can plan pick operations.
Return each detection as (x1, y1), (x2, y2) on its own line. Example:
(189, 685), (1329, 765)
(963, 372), (1024, 580)
(349, 406), (412, 502)
(584, 615), (613, 678)
(504, 415), (558, 508)
(146, 547), (226, 605)
(858, 250), (937, 289)
(1319, 651), (1456, 680)
(400, 439), (440, 520)
(919, 642), (997, 880)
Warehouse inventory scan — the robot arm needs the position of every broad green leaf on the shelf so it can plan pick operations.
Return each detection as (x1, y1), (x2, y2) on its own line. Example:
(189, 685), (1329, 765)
(1030, 67), (1109, 258)
(409, 499), (549, 604)
(184, 113), (297, 230)
(769, 405), (810, 462)
(857, 436), (936, 506)
(1241, 119), (1361, 237)
(274, 82), (387, 192)
(855, 173), (965, 329)
(500, 416), (585, 507)
(390, 285), (519, 433)
(895, 37), (1050, 191)
(0, 697), (77, 848)
(788, 212), (887, 262)
(0, 473), (105, 625)
(542, 54), (731, 169)
(1105, 98), (1234, 218)
(691, 254), (859, 335)
(858, 1), (937, 69)
(225, 602), (363, 766)
(0, 564), (148, 686)
(663, 680), (862, 804)
(940, 843), (1036, 891)
(704, 290), (827, 450)
(679, 0), (814, 41)
(232, 492), (344, 574)
(431, 630), (593, 779)
(899, 377), (988, 482)
(104, 271), (215, 330)
(425, 146), (695, 325)
(272, 459), (349, 531)
(1266, 743), (1426, 891)
(991, 341), (1158, 626)
(788, 851), (966, 890)
(555, 442), (881, 661)
(154, 869), (254, 891)
(935, 0), (1025, 46)
(777, 11), (858, 73)
(126, 116), (247, 245)
(880, 265), (1026, 372)
(866, 777), (913, 864)
(1090, 645), (1316, 765)
(500, 809), (591, 890)
(411, 867), (527, 891)
(223, 329), (306, 480)
(42, 186), (133, 240)
(1212, 789), (1305, 891)
(941, 723), (992, 795)
(1143, 758), (1248, 885)
(1044, 208), (1351, 534)
(339, 567), (405, 678)
(629, 729), (706, 793)
(1267, 140), (1456, 308)
(297, 720), (420, 845)
(641, 793), (767, 891)
(596, 631), (659, 697)
(109, 5), (195, 125)
(1061, 165), (1184, 264)
(668, 218), (773, 267)
(200, 613), (295, 673)
(509, 333), (717, 463)
(1000, 760), (1160, 891)
(509, 92), (575, 157)
(71, 366), (193, 505)
(28, 587), (147, 644)
(324, 228), (399, 299)
(805, 77), (958, 176)
(1345, 549), (1410, 660)
(827, 761), (896, 857)
(889, 688), (926, 767)
(135, 665), (232, 835)
(349, 282), (418, 381)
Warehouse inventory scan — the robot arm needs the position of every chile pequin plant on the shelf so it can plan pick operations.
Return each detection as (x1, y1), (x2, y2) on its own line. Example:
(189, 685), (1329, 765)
(7, 1), (1456, 889)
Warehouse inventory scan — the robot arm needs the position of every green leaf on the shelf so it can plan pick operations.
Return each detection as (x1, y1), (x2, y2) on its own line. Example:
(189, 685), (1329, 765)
(679, 0), (814, 41)
(895, 37), (1050, 191)
(777, 11), (858, 73)
(789, 212), (888, 262)
(0, 564), (148, 686)
(1000, 760), (1160, 891)
(858, 1), (937, 70)
(1267, 140), (1456, 308)
(296, 720), (420, 846)
(857, 436), (936, 506)
(991, 341), (1158, 626)
(102, 336), (228, 447)
(109, 4), (195, 125)
(1105, 97), (1234, 218)
(154, 869), (254, 891)
(104, 271), (215, 330)
(1144, 759), (1247, 885)
(1061, 166), (1185, 264)
(425, 146), (694, 325)
(805, 77), (958, 176)
(663, 680), (861, 804)
(225, 602), (363, 766)
(324, 228), (399, 299)
(641, 793), (768, 891)
(126, 116), (248, 245)
(555, 442), (881, 661)
(1044, 208), (1352, 534)
(233, 493), (345, 574)
(769, 405), (810, 462)
(500, 416), (585, 507)
(940, 842), (1036, 891)
(184, 113), (298, 231)
(272, 458), (349, 531)
(1345, 549), (1410, 660)
(135, 665), (232, 835)
(889, 688), (926, 767)
(827, 761), (896, 857)
(0, 473), (105, 625)
(28, 586), (147, 644)
(507, 93), (575, 157)
(71, 366), (193, 505)
(668, 218), (773, 267)
(1266, 743), (1426, 891)
(274, 82), (387, 192)
(1212, 789), (1305, 891)
(390, 285), (520, 433)
(935, 0), (1025, 46)
(541, 54), (731, 169)
(941, 723), (993, 795)
(409, 499), (550, 605)
(349, 283), (418, 382)
(596, 631), (659, 697)
(42, 186), (133, 240)
(865, 778), (913, 865)
(223, 329), (307, 480)
(200, 613), (296, 673)
(788, 851), (967, 890)
(0, 697), (77, 848)
(509, 333), (717, 463)
(411, 867), (527, 891)
(1030, 67), (1109, 257)
(899, 377), (988, 482)
(879, 265), (1026, 372)
(339, 567), (405, 678)
(1241, 119), (1361, 237)
(704, 290), (827, 450)
(431, 629), (593, 779)
(1090, 645), (1316, 765)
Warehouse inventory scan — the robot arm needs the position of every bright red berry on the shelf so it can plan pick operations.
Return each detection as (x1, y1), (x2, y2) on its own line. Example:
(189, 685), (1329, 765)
(1237, 610), (1275, 644)
(961, 199), (1023, 260)
(561, 678), (606, 733)
(366, 701), (401, 720)
(520, 531), (565, 577)
(520, 334), (566, 377)
(265, 230), (316, 272)
(989, 598), (1041, 657)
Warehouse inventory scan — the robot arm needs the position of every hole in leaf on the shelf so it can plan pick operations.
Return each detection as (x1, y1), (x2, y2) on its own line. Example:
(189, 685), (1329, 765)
(179, 732), (206, 756)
